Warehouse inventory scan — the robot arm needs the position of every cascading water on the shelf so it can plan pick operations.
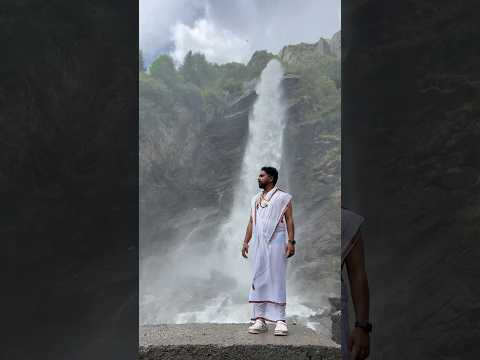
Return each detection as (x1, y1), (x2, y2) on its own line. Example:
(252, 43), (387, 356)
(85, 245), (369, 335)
(214, 58), (289, 289)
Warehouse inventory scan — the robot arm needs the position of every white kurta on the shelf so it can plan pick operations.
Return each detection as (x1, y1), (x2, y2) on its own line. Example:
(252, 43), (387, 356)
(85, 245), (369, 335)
(248, 186), (292, 323)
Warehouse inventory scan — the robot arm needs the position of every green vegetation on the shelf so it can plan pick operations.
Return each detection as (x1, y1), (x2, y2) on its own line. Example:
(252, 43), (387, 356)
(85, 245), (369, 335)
(150, 54), (178, 86)
(139, 49), (276, 98)
(139, 43), (340, 131)
(139, 49), (276, 135)
(282, 49), (340, 120)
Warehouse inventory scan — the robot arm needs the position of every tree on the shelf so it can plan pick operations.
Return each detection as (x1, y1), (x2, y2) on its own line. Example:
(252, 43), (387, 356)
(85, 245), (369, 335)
(149, 54), (177, 86)
(179, 51), (215, 88)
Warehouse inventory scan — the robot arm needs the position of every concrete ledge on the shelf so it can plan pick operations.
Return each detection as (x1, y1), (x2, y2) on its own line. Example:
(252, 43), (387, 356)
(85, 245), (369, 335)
(140, 324), (341, 360)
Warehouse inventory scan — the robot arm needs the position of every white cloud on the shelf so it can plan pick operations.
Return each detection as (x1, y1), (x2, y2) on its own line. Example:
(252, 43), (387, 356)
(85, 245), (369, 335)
(140, 0), (341, 66)
(170, 18), (251, 65)
(139, 0), (206, 64)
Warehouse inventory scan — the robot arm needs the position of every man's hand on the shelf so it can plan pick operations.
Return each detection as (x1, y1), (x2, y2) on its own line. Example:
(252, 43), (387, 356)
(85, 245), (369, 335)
(242, 242), (249, 258)
(348, 327), (370, 359)
(285, 243), (295, 258)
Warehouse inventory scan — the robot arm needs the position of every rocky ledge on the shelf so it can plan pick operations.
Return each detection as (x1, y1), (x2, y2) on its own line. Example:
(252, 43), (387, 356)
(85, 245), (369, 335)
(139, 324), (341, 360)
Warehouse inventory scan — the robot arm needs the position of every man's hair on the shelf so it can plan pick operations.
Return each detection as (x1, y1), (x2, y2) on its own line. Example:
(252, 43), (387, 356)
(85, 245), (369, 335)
(261, 166), (278, 186)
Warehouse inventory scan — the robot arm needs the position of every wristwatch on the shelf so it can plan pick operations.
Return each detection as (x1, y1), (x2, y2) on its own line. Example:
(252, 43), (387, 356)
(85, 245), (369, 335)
(288, 240), (296, 245)
(354, 320), (372, 333)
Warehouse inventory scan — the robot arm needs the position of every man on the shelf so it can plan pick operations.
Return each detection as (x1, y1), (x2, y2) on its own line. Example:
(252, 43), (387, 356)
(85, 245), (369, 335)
(241, 166), (295, 336)
(341, 208), (371, 359)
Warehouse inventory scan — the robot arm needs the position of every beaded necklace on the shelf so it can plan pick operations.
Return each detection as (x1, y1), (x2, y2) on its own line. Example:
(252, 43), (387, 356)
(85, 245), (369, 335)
(256, 187), (279, 208)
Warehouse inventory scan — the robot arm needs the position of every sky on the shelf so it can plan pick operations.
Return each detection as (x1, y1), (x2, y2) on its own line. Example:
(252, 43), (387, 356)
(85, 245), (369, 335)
(140, 0), (341, 66)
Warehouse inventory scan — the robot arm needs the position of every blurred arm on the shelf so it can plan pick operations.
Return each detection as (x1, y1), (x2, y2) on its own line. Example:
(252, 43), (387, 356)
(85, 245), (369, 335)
(284, 201), (295, 241)
(243, 215), (253, 244)
(345, 231), (370, 322)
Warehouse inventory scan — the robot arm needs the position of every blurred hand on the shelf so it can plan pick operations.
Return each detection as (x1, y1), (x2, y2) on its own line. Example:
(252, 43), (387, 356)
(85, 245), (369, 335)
(241, 242), (249, 258)
(285, 243), (295, 258)
(348, 327), (370, 359)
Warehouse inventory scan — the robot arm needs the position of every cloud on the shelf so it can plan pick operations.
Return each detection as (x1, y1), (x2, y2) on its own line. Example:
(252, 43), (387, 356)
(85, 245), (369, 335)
(139, 0), (206, 64)
(170, 18), (251, 64)
(140, 0), (341, 66)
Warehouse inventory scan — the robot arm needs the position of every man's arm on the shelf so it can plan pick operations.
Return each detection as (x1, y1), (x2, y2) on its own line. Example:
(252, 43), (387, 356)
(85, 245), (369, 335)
(345, 230), (370, 358)
(284, 200), (295, 241)
(345, 230), (369, 322)
(284, 200), (295, 258)
(242, 215), (253, 258)
(243, 215), (253, 244)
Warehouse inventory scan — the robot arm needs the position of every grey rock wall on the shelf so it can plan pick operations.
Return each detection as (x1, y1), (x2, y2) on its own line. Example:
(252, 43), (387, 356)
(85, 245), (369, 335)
(342, 1), (480, 358)
(140, 89), (255, 257)
(281, 73), (341, 310)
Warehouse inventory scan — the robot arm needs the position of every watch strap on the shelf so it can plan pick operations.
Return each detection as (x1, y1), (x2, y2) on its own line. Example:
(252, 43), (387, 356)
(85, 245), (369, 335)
(354, 320), (372, 333)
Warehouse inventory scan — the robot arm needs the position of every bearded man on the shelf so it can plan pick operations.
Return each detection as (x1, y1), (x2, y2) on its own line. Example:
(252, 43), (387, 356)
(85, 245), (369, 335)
(241, 166), (295, 336)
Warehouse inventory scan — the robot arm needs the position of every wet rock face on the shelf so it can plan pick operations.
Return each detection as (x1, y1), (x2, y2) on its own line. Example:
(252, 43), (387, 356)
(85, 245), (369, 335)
(281, 72), (341, 309)
(329, 31), (341, 59)
(342, 1), (480, 358)
(140, 89), (255, 254)
(190, 90), (257, 214)
(330, 311), (341, 344)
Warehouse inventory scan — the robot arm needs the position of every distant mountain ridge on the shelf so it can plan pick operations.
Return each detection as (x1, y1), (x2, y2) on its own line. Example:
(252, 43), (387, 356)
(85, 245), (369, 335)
(280, 31), (340, 66)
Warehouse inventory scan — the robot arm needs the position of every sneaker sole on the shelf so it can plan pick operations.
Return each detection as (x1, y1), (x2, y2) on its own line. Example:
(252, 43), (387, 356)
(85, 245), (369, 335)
(248, 328), (267, 334)
(274, 330), (288, 336)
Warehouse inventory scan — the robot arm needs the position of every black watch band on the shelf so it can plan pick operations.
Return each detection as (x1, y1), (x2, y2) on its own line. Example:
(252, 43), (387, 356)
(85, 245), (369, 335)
(354, 320), (372, 333)
(288, 240), (296, 245)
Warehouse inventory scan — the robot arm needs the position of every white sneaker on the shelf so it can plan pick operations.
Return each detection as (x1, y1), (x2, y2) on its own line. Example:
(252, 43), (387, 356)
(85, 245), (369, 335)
(248, 319), (268, 334)
(274, 320), (288, 336)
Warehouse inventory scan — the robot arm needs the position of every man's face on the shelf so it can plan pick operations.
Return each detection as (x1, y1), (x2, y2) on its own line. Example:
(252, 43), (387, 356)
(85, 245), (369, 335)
(257, 170), (272, 189)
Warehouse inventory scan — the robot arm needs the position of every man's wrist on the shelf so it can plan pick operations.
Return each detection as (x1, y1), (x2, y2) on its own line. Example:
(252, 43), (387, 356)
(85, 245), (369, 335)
(354, 320), (372, 333)
(288, 239), (296, 245)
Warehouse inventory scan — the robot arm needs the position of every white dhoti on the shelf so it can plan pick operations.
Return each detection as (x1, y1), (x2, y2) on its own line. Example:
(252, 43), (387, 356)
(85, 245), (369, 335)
(249, 227), (288, 322)
(248, 186), (292, 323)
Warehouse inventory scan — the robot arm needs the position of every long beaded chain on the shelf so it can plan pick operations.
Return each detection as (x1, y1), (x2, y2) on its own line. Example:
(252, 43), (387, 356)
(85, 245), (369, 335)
(257, 187), (278, 208)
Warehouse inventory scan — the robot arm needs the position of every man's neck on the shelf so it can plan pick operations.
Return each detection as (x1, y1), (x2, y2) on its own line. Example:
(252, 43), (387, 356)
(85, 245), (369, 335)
(262, 184), (274, 194)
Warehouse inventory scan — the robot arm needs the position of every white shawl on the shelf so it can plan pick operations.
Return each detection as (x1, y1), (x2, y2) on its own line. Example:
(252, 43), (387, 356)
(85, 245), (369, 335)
(249, 187), (292, 290)
(250, 187), (292, 244)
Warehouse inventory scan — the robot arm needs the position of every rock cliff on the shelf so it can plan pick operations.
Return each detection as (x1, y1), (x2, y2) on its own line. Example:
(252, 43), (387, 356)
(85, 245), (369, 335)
(342, 1), (480, 358)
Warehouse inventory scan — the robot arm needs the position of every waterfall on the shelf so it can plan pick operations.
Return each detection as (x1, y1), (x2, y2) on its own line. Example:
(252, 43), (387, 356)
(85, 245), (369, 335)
(212, 58), (289, 302)
(141, 59), (321, 329)
(174, 59), (313, 323)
